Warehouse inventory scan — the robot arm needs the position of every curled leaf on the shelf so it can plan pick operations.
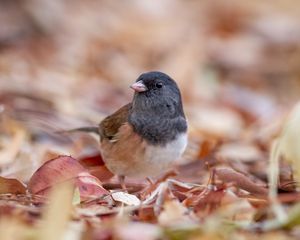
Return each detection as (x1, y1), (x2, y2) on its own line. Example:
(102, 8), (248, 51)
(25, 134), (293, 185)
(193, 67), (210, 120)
(28, 155), (110, 201)
(28, 155), (85, 194)
(215, 167), (268, 196)
(76, 172), (109, 200)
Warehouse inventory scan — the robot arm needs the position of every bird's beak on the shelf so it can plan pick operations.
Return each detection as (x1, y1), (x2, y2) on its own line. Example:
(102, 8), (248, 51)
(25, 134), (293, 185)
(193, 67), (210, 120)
(130, 81), (148, 92)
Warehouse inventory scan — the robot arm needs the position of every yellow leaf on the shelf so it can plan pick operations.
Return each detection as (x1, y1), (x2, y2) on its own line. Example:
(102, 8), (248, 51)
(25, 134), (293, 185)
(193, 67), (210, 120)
(39, 182), (74, 240)
(279, 102), (300, 180)
(72, 187), (81, 205)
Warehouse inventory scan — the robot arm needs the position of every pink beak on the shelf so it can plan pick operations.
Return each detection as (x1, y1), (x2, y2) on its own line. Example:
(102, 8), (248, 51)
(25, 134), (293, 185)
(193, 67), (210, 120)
(130, 81), (148, 92)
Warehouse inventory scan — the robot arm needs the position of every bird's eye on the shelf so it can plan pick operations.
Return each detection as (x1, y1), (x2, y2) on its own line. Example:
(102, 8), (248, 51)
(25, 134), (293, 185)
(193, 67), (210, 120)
(155, 82), (163, 88)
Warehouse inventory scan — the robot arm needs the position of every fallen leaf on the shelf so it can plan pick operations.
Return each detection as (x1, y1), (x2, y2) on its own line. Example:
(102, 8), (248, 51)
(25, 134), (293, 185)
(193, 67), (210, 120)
(112, 192), (141, 206)
(193, 187), (227, 215)
(28, 155), (85, 195)
(28, 155), (110, 202)
(88, 166), (114, 182)
(79, 154), (105, 167)
(220, 190), (256, 222)
(79, 154), (113, 181)
(0, 176), (26, 194)
(215, 167), (268, 196)
(76, 172), (109, 201)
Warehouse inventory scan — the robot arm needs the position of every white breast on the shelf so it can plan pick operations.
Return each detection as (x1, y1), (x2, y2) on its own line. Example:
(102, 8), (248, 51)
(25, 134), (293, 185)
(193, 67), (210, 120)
(103, 132), (188, 178)
(137, 133), (188, 177)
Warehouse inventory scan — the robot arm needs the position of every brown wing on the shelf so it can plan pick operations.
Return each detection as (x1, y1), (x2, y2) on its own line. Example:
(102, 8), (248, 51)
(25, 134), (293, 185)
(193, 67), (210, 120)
(99, 103), (132, 142)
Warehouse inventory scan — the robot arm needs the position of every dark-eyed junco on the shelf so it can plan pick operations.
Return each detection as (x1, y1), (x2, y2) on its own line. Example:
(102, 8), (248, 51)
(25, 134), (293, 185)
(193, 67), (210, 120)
(70, 71), (187, 185)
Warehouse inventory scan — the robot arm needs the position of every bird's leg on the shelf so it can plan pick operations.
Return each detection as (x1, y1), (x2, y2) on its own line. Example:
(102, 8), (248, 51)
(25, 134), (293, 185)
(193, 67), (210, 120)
(139, 177), (156, 198)
(140, 178), (158, 199)
(118, 175), (127, 192)
(142, 181), (176, 215)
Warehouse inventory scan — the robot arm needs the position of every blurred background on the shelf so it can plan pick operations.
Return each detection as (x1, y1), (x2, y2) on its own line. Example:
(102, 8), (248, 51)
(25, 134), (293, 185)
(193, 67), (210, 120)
(1, 0), (300, 182)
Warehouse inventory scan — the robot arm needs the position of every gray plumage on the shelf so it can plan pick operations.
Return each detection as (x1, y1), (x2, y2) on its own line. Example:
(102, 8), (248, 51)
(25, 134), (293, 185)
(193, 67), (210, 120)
(128, 71), (187, 145)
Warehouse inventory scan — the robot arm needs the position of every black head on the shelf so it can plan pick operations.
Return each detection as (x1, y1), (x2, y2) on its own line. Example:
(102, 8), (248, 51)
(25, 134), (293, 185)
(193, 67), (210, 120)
(131, 71), (178, 93)
(130, 71), (184, 116)
(129, 71), (187, 145)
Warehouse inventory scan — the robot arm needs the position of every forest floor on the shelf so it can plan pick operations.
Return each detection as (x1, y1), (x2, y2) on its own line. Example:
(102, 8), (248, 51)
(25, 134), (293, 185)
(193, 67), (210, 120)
(1, 1), (300, 239)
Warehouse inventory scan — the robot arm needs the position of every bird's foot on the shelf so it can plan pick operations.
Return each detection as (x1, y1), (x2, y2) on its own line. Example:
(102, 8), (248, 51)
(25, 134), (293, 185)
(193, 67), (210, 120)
(139, 170), (179, 215)
(140, 169), (178, 199)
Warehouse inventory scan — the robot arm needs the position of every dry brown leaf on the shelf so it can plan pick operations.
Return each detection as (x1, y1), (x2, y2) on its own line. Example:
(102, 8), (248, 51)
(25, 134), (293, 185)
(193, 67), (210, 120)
(215, 167), (268, 196)
(0, 176), (26, 194)
(1, 1), (300, 239)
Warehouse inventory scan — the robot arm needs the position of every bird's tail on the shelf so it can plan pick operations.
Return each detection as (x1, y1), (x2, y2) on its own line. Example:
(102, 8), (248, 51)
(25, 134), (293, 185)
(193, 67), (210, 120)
(56, 126), (99, 135)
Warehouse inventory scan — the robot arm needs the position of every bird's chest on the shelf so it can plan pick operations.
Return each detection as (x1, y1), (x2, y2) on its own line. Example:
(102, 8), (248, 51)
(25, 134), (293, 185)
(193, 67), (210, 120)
(128, 133), (188, 178)
(144, 133), (187, 171)
(101, 129), (187, 178)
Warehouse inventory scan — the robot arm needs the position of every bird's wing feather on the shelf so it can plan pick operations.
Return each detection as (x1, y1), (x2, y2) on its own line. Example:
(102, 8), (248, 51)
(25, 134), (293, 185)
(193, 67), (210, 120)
(99, 103), (132, 142)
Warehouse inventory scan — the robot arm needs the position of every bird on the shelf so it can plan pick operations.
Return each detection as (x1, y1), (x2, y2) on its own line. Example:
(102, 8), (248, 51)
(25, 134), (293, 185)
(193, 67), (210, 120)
(68, 71), (188, 188)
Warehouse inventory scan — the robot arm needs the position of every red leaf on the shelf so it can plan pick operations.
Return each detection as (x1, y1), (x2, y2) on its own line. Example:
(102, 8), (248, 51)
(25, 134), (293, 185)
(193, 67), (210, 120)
(76, 172), (109, 200)
(28, 155), (110, 201)
(79, 154), (114, 181)
(87, 166), (114, 182)
(28, 155), (85, 194)
(79, 154), (105, 167)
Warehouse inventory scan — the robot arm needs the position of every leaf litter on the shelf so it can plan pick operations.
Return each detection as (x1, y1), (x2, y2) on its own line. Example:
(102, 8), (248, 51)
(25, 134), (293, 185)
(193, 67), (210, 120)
(1, 0), (300, 239)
